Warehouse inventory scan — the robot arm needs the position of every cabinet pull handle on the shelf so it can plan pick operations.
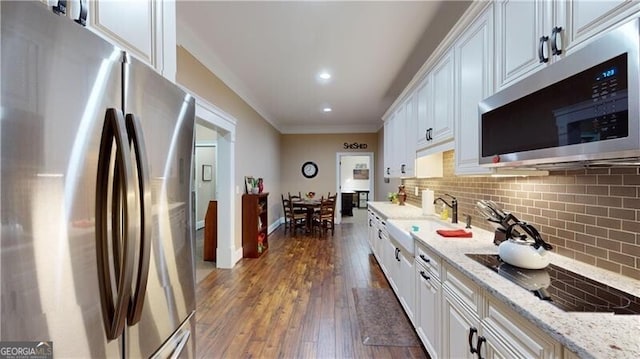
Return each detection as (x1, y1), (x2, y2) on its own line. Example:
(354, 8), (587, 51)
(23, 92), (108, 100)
(476, 336), (486, 359)
(74, 0), (87, 26)
(551, 26), (563, 55)
(401, 164), (406, 174)
(386, 167), (390, 175)
(538, 35), (549, 63)
(419, 254), (431, 263)
(425, 129), (428, 141)
(378, 229), (382, 239)
(419, 271), (430, 281)
(468, 327), (478, 354)
(426, 128), (433, 141)
(369, 218), (372, 227)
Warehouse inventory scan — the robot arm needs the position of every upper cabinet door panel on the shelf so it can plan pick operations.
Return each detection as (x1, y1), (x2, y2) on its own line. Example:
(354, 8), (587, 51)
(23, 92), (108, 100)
(495, 0), (551, 90)
(566, 0), (640, 52)
(89, 0), (156, 67)
(431, 52), (454, 144)
(454, 4), (494, 175)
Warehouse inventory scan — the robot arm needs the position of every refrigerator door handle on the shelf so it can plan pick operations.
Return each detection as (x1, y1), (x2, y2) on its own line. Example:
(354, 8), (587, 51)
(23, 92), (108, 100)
(125, 113), (152, 325)
(96, 108), (137, 340)
(169, 330), (191, 359)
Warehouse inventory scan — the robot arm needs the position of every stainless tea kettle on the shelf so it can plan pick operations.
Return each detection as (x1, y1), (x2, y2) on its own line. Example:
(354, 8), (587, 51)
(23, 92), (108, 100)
(498, 221), (553, 269)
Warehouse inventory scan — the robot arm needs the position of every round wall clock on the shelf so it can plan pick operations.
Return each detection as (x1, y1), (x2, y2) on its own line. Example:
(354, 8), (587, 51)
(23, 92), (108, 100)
(301, 161), (318, 178)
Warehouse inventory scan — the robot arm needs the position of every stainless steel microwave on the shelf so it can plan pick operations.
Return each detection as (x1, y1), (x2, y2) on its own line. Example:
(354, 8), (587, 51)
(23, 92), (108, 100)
(479, 18), (640, 168)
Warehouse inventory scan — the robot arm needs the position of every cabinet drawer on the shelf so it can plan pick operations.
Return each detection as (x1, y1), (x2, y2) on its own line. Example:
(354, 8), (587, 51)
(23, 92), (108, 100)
(442, 263), (481, 315)
(415, 242), (441, 280)
(483, 297), (562, 359)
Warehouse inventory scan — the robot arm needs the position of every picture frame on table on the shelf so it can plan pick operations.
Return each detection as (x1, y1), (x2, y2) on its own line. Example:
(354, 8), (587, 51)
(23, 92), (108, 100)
(244, 176), (255, 194)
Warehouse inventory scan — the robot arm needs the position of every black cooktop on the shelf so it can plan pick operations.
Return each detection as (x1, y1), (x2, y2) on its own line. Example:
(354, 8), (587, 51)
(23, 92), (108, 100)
(466, 254), (640, 314)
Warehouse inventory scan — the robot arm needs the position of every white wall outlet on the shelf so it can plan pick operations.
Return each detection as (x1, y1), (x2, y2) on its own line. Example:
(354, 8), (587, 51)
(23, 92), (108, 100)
(415, 186), (419, 196)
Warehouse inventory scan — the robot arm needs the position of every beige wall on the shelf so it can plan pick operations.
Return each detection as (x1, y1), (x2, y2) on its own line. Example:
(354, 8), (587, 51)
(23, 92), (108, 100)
(176, 46), (282, 251)
(403, 150), (640, 280)
(280, 134), (378, 205)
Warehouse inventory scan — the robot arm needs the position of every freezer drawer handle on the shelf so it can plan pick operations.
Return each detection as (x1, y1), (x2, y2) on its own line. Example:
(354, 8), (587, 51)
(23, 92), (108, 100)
(96, 108), (137, 340)
(125, 114), (152, 325)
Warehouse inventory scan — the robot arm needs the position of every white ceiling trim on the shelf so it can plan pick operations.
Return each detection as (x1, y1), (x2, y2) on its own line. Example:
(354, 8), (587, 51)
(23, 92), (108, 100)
(176, 20), (282, 133)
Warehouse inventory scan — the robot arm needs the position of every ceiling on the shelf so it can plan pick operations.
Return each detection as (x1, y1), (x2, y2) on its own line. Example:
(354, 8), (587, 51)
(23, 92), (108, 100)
(176, 1), (471, 134)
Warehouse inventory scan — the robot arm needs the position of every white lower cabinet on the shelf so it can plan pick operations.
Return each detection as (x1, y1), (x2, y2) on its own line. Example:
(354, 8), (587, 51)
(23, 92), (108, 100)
(414, 256), (563, 359)
(415, 258), (440, 358)
(482, 297), (562, 359)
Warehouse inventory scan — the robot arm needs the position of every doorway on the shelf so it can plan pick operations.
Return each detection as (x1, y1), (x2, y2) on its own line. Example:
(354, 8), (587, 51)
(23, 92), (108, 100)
(336, 152), (374, 224)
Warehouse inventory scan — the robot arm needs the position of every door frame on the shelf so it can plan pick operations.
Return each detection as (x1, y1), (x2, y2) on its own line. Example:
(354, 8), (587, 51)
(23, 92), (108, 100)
(193, 96), (237, 268)
(335, 152), (374, 224)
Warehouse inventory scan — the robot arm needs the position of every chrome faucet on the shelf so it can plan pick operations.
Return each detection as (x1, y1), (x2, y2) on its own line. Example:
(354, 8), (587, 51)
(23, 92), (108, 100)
(433, 194), (458, 224)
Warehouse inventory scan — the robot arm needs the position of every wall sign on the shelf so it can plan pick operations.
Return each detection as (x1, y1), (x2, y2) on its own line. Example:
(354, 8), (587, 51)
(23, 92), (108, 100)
(343, 142), (367, 150)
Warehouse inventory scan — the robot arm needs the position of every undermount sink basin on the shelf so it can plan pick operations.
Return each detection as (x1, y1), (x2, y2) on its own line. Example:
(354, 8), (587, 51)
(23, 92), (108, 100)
(387, 218), (457, 255)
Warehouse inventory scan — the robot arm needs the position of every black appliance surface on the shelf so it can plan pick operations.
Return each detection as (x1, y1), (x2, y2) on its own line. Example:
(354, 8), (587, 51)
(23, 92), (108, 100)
(466, 254), (640, 314)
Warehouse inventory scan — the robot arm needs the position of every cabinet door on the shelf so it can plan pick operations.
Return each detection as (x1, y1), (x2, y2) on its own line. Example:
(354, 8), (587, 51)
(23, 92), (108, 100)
(495, 0), (552, 90)
(454, 4), (494, 175)
(431, 52), (455, 145)
(393, 105), (406, 177)
(383, 119), (393, 177)
(416, 267), (440, 359)
(416, 75), (433, 150)
(401, 94), (417, 177)
(88, 0), (175, 80)
(442, 291), (478, 359)
(565, 0), (640, 53)
(384, 241), (399, 294)
(398, 248), (415, 323)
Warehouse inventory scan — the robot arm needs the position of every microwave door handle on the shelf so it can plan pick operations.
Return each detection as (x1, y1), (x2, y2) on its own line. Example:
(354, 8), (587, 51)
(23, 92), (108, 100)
(96, 108), (136, 340)
(125, 114), (152, 325)
(538, 35), (549, 63)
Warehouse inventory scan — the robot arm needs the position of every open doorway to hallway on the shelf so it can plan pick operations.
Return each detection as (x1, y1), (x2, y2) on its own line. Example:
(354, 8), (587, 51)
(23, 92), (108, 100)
(194, 122), (218, 283)
(336, 152), (374, 224)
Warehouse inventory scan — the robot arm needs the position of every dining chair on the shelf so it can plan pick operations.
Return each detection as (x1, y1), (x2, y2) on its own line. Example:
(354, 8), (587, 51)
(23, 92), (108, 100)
(288, 192), (306, 215)
(312, 197), (336, 236)
(285, 195), (306, 235)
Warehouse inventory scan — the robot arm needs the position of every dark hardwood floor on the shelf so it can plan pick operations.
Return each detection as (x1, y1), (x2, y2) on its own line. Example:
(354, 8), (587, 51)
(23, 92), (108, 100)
(195, 210), (428, 358)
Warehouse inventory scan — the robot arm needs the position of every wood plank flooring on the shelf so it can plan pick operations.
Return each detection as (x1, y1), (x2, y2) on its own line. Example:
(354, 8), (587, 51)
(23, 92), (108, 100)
(195, 210), (428, 358)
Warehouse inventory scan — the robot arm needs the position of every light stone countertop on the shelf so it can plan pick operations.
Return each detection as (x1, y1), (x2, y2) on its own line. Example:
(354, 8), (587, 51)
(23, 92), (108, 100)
(368, 202), (640, 359)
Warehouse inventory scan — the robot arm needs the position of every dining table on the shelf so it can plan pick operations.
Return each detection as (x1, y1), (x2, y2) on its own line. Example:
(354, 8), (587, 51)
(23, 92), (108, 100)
(291, 198), (321, 232)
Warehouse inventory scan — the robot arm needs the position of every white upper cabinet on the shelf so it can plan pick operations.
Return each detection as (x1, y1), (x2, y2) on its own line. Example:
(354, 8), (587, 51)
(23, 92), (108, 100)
(401, 94), (417, 177)
(415, 52), (455, 152)
(494, 0), (558, 90)
(87, 0), (177, 81)
(454, 3), (494, 175)
(383, 117), (393, 178)
(495, 0), (640, 91)
(565, 0), (640, 53)
(431, 52), (455, 146)
(383, 93), (417, 178)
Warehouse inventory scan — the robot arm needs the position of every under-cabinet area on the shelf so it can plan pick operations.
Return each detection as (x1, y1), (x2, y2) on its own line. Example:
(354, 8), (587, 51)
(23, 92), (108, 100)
(368, 202), (640, 359)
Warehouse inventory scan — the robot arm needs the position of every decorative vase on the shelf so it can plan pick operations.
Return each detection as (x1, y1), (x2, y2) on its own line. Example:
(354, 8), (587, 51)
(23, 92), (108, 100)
(398, 185), (407, 206)
(258, 178), (264, 193)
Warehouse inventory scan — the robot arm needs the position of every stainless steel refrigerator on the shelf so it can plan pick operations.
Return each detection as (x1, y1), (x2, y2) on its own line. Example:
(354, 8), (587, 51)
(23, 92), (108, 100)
(1, 1), (196, 357)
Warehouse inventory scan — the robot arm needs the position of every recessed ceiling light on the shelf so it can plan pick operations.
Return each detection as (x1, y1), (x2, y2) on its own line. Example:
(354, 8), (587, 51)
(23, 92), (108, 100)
(319, 72), (331, 80)
(323, 107), (332, 113)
